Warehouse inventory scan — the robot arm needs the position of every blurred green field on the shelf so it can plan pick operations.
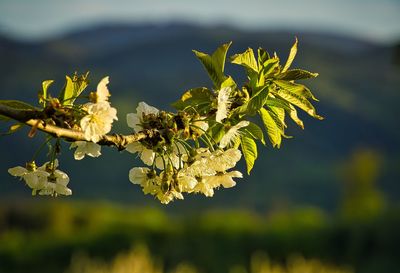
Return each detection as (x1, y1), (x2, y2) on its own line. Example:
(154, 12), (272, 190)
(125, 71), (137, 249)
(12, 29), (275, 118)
(0, 201), (399, 273)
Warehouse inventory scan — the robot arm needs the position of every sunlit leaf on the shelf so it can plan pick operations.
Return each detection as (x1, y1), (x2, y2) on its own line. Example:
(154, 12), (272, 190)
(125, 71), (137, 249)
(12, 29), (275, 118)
(289, 104), (304, 129)
(240, 134), (258, 174)
(282, 37), (298, 72)
(59, 72), (89, 106)
(272, 81), (323, 119)
(193, 42), (232, 88)
(209, 122), (225, 143)
(39, 80), (54, 107)
(262, 58), (280, 78)
(277, 69), (319, 81)
(235, 85), (269, 116)
(265, 96), (292, 111)
(231, 48), (259, 73)
(259, 108), (282, 148)
(244, 121), (265, 145)
(172, 87), (213, 112)
(274, 80), (318, 101)
(257, 47), (270, 68)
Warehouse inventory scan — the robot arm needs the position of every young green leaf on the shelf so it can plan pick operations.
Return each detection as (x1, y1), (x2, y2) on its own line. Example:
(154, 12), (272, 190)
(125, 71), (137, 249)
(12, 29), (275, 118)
(59, 75), (74, 106)
(288, 104), (304, 129)
(231, 48), (259, 73)
(277, 69), (319, 81)
(272, 84), (323, 120)
(240, 134), (258, 174)
(59, 72), (89, 106)
(265, 96), (292, 111)
(262, 58), (280, 78)
(235, 85), (269, 116)
(274, 80), (318, 101)
(172, 87), (213, 111)
(208, 122), (225, 143)
(259, 108), (282, 148)
(282, 37), (298, 72)
(39, 80), (54, 107)
(193, 42), (232, 89)
(257, 47), (270, 68)
(244, 121), (265, 145)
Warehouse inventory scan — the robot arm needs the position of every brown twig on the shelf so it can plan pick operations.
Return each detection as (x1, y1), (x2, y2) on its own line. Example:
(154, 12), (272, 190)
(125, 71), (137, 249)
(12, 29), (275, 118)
(0, 103), (149, 149)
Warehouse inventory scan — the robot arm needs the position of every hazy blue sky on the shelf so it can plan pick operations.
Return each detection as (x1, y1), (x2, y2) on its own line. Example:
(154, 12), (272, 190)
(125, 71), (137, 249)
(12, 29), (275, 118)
(0, 0), (399, 43)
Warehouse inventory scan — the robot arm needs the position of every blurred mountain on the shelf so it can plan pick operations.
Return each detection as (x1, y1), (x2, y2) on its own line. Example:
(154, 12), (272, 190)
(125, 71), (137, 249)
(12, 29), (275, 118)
(0, 23), (399, 212)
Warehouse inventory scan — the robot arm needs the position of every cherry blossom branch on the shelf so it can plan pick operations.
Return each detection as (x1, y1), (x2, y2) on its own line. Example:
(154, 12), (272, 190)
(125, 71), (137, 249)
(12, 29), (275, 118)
(0, 103), (149, 150)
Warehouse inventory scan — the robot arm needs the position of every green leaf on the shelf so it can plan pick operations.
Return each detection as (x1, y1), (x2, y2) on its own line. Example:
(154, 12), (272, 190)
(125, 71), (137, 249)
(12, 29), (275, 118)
(265, 96), (292, 111)
(266, 107), (286, 139)
(193, 42), (232, 89)
(257, 47), (270, 68)
(235, 85), (269, 116)
(0, 100), (37, 110)
(39, 80), (54, 107)
(220, 76), (237, 89)
(274, 80), (318, 101)
(277, 69), (319, 81)
(272, 82), (323, 120)
(244, 121), (265, 145)
(282, 37), (298, 72)
(172, 87), (213, 111)
(289, 104), (304, 129)
(60, 75), (74, 106)
(240, 134), (258, 174)
(59, 72), (89, 106)
(262, 58), (280, 78)
(231, 48), (259, 73)
(0, 100), (37, 122)
(209, 122), (225, 143)
(259, 108), (282, 148)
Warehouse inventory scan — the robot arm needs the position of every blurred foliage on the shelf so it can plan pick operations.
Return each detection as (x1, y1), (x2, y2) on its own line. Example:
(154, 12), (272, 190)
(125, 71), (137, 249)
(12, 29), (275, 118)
(0, 201), (399, 273)
(66, 245), (352, 273)
(338, 148), (386, 221)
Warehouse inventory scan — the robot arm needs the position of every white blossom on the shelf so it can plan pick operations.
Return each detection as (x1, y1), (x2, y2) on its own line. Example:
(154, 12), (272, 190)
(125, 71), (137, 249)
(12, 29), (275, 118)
(219, 121), (250, 148)
(208, 148), (242, 172)
(126, 142), (155, 166)
(176, 172), (197, 192)
(192, 178), (215, 197)
(129, 167), (159, 195)
(37, 161), (72, 196)
(39, 169), (72, 196)
(95, 76), (111, 103)
(70, 141), (101, 160)
(8, 164), (49, 193)
(127, 102), (159, 132)
(129, 167), (150, 185)
(216, 86), (233, 122)
(80, 101), (118, 143)
(204, 170), (243, 188)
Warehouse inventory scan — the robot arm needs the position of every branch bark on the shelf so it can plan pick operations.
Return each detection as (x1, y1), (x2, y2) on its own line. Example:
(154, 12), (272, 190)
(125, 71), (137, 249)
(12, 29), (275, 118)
(0, 103), (149, 150)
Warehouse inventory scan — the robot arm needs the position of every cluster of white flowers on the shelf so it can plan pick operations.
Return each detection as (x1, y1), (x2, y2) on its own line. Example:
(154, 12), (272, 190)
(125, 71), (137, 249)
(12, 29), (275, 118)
(8, 160), (71, 196)
(71, 76), (118, 160)
(124, 101), (244, 204)
(129, 148), (242, 204)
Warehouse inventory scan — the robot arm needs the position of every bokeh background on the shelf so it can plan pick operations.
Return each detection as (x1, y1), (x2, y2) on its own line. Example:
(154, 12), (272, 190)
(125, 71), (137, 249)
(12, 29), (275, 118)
(0, 1), (399, 272)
